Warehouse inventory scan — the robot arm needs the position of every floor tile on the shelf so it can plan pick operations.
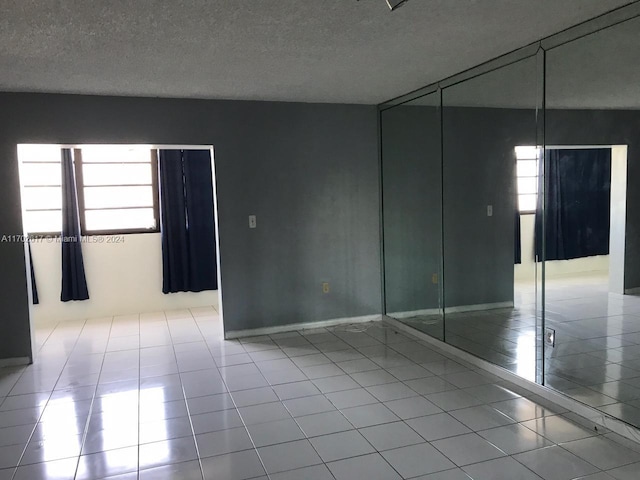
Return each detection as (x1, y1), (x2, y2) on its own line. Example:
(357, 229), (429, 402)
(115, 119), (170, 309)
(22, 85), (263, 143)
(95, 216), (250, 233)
(230, 387), (278, 407)
(13, 457), (78, 480)
(312, 375), (360, 393)
(360, 421), (425, 451)
(138, 436), (199, 470)
(521, 415), (596, 443)
(607, 461), (640, 479)
(405, 377), (457, 395)
(514, 445), (600, 480)
(462, 457), (542, 480)
(449, 405), (515, 431)
(191, 409), (244, 435)
(187, 393), (235, 414)
(268, 464), (334, 480)
(238, 402), (291, 425)
(350, 370), (398, 387)
(140, 460), (204, 480)
(340, 403), (400, 428)
(201, 449), (265, 480)
(295, 411), (354, 437)
(327, 453), (402, 480)
(432, 433), (506, 466)
(196, 427), (253, 458)
(426, 390), (485, 411)
(406, 413), (472, 441)
(384, 396), (443, 419)
(310, 430), (375, 462)
(246, 418), (305, 447)
(382, 442), (456, 478)
(325, 388), (378, 409)
(477, 423), (553, 455)
(560, 436), (640, 470)
(412, 468), (473, 479)
(366, 382), (418, 402)
(139, 416), (193, 444)
(273, 381), (320, 400)
(258, 439), (322, 474)
(491, 397), (558, 422)
(283, 395), (335, 417)
(75, 446), (139, 480)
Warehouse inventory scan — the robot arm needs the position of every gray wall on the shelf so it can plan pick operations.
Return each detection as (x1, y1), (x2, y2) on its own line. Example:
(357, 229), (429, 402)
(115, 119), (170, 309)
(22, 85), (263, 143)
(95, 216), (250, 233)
(0, 93), (381, 359)
(381, 104), (442, 314)
(442, 107), (536, 308)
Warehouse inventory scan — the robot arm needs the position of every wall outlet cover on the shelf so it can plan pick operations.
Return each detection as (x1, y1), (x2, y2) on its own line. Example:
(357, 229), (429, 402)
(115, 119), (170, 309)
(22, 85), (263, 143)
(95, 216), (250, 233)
(544, 327), (556, 347)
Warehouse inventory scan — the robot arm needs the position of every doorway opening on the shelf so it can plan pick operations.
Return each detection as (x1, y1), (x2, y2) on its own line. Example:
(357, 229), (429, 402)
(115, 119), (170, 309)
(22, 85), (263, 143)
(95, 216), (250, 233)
(17, 144), (223, 359)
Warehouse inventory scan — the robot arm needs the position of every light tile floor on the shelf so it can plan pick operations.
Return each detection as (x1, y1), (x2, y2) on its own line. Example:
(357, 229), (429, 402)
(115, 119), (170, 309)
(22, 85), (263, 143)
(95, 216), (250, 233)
(398, 273), (640, 430)
(1, 307), (640, 479)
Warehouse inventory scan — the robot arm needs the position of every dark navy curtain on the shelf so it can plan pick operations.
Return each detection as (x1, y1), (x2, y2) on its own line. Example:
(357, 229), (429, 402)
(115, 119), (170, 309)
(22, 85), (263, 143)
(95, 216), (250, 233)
(28, 243), (39, 305)
(514, 210), (521, 264)
(61, 149), (89, 301)
(535, 148), (611, 261)
(159, 149), (218, 293)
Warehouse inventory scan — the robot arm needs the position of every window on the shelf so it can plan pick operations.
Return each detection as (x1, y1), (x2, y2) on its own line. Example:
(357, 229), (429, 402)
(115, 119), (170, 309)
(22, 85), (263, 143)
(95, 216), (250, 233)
(18, 145), (63, 234)
(76, 146), (159, 234)
(18, 145), (160, 235)
(515, 146), (540, 213)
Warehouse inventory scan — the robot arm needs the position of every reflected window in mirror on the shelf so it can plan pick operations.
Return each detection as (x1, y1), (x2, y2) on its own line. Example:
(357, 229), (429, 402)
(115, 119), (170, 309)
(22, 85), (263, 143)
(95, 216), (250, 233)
(515, 146), (540, 214)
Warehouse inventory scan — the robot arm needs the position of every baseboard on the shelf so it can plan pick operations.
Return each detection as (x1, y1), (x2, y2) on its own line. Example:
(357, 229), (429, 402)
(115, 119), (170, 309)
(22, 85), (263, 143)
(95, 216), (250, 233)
(387, 308), (441, 319)
(383, 315), (640, 446)
(624, 287), (640, 295)
(0, 356), (30, 367)
(225, 314), (383, 339)
(445, 301), (513, 314)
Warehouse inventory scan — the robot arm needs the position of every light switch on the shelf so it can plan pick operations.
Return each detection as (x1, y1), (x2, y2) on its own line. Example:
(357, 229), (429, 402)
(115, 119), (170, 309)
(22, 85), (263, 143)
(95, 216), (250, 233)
(249, 215), (257, 228)
(487, 205), (493, 217)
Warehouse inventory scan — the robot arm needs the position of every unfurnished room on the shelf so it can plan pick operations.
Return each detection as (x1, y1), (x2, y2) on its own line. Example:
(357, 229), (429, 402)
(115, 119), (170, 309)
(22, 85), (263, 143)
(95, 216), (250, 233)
(2, 1), (640, 479)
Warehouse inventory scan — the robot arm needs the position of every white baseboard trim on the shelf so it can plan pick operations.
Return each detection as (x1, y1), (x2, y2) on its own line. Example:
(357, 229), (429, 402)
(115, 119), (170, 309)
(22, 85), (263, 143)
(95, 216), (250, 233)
(624, 287), (640, 295)
(225, 314), (383, 339)
(445, 301), (513, 314)
(0, 356), (30, 368)
(383, 315), (640, 445)
(387, 308), (441, 319)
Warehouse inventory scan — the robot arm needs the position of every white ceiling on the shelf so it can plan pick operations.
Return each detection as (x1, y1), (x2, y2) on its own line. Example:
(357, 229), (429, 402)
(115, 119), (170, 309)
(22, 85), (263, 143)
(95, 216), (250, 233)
(0, 0), (634, 104)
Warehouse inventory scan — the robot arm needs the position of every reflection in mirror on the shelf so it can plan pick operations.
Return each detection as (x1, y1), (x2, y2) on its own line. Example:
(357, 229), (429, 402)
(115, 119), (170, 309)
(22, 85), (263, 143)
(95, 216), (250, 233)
(442, 56), (542, 381)
(545, 15), (640, 428)
(381, 92), (443, 340)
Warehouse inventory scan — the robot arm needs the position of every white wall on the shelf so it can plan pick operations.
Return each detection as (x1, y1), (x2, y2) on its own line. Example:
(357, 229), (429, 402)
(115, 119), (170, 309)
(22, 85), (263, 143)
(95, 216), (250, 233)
(515, 214), (609, 281)
(30, 233), (218, 325)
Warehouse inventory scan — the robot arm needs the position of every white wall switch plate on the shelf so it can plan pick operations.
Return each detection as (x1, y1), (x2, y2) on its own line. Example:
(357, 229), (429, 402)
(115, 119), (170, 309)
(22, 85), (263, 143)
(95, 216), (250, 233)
(487, 205), (493, 217)
(249, 215), (257, 228)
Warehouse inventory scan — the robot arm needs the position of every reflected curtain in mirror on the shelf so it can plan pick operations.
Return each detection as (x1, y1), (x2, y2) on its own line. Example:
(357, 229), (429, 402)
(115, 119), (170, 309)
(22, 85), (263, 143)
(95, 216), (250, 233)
(535, 148), (611, 261)
(158, 150), (218, 293)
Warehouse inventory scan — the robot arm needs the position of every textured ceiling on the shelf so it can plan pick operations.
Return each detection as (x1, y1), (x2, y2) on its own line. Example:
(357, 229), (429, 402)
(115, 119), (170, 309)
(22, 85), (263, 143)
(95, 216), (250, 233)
(0, 0), (634, 104)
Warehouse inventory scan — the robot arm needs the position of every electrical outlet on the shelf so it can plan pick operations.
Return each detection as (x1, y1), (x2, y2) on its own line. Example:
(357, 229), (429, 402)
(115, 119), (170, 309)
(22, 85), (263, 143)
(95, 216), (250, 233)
(544, 327), (556, 347)
(248, 215), (257, 228)
(322, 282), (330, 294)
(432, 273), (438, 284)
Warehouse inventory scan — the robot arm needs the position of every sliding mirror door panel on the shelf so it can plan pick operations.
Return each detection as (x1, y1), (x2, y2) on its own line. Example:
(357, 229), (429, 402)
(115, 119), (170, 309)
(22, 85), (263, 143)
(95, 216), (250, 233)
(545, 15), (640, 427)
(442, 56), (543, 381)
(381, 92), (444, 339)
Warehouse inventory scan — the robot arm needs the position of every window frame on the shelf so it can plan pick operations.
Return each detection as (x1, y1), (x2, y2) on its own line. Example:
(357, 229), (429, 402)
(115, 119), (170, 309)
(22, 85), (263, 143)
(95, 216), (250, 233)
(515, 148), (540, 215)
(74, 148), (161, 236)
(19, 146), (64, 238)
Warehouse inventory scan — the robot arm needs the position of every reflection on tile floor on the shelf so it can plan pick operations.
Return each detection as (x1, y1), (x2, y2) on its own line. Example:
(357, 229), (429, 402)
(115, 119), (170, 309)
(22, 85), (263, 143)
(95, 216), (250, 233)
(398, 273), (640, 431)
(1, 307), (640, 479)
